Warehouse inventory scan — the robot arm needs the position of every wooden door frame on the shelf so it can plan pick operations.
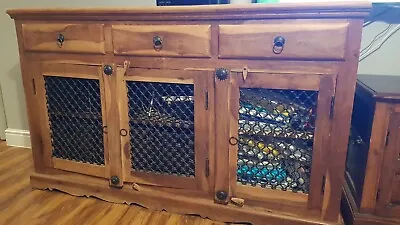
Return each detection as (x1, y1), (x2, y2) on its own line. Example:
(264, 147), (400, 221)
(36, 62), (108, 178)
(215, 70), (335, 215)
(120, 67), (211, 192)
(376, 112), (400, 218)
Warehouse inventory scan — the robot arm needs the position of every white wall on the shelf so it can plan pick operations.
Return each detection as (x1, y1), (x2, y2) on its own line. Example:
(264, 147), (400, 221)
(0, 0), (155, 145)
(358, 22), (400, 76)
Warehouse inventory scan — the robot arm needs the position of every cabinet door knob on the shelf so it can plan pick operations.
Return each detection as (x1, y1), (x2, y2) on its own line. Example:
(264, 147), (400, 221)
(216, 190), (228, 201)
(153, 36), (163, 51)
(57, 33), (65, 48)
(215, 68), (229, 81)
(103, 65), (113, 76)
(110, 176), (120, 185)
(273, 36), (285, 54)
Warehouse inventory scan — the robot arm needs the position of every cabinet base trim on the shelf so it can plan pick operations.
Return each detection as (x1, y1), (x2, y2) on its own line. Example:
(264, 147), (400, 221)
(31, 171), (342, 225)
(341, 181), (400, 225)
(5, 129), (31, 148)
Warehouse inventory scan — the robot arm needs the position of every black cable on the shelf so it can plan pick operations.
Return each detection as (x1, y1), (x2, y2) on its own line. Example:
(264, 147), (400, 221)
(360, 24), (392, 56)
(360, 25), (400, 62)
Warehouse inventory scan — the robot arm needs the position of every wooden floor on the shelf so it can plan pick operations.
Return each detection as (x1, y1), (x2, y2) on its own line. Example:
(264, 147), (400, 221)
(0, 142), (233, 225)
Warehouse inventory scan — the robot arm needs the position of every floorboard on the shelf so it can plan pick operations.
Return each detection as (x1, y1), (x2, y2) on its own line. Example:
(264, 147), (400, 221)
(0, 142), (241, 225)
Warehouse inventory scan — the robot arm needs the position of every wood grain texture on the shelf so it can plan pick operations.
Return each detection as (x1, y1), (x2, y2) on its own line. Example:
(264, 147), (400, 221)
(194, 71), (210, 192)
(9, 4), (369, 225)
(219, 23), (348, 60)
(342, 181), (400, 225)
(321, 20), (364, 222)
(375, 113), (400, 218)
(15, 21), (45, 171)
(234, 71), (322, 90)
(7, 2), (371, 21)
(228, 72), (240, 198)
(127, 171), (198, 190)
(0, 143), (239, 225)
(22, 24), (106, 54)
(214, 69), (231, 204)
(24, 52), (343, 75)
(112, 25), (211, 58)
(308, 75), (334, 210)
(29, 168), (343, 225)
(103, 64), (123, 187)
(124, 68), (195, 84)
(360, 103), (391, 212)
(41, 63), (100, 79)
(35, 65), (54, 168)
(52, 158), (106, 178)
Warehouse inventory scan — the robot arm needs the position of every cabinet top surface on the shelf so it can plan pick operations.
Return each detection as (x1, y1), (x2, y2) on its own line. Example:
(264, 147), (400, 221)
(7, 1), (370, 21)
(357, 74), (400, 102)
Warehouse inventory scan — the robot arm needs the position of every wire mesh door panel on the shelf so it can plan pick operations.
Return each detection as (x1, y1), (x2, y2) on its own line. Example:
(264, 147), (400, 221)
(236, 88), (317, 193)
(228, 72), (332, 203)
(38, 64), (107, 178)
(123, 70), (209, 190)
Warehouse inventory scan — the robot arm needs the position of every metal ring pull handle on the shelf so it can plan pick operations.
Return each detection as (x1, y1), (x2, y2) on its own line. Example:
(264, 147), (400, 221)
(273, 36), (285, 55)
(229, 137), (238, 146)
(120, 129), (128, 137)
(153, 36), (163, 51)
(57, 33), (65, 48)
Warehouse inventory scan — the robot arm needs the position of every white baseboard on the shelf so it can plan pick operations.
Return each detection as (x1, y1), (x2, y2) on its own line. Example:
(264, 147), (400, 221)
(5, 128), (31, 148)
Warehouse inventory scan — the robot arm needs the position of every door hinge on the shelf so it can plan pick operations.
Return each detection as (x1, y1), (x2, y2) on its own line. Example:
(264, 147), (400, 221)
(205, 90), (209, 110)
(385, 131), (390, 146)
(329, 96), (335, 119)
(32, 78), (36, 95)
(205, 158), (210, 177)
(377, 189), (381, 200)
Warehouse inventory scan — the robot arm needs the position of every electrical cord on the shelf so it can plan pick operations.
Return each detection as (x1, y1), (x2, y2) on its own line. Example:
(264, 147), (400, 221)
(360, 24), (392, 57)
(359, 24), (400, 62)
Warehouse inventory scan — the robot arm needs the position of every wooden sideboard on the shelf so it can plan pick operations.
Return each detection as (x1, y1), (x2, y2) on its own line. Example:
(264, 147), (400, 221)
(7, 2), (370, 225)
(342, 75), (400, 225)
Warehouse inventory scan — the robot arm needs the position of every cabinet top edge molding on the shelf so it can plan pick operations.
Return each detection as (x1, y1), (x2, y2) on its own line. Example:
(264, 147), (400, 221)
(7, 1), (371, 21)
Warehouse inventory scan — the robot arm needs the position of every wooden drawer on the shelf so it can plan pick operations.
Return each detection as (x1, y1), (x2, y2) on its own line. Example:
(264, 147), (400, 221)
(22, 24), (106, 54)
(218, 22), (349, 60)
(112, 25), (211, 57)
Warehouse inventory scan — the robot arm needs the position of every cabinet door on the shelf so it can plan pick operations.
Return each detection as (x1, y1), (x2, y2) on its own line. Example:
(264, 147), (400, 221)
(37, 63), (108, 178)
(376, 113), (400, 218)
(215, 70), (335, 213)
(120, 68), (211, 191)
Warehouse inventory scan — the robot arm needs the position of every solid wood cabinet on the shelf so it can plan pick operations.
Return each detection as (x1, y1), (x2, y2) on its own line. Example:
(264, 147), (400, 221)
(342, 75), (400, 225)
(7, 2), (369, 225)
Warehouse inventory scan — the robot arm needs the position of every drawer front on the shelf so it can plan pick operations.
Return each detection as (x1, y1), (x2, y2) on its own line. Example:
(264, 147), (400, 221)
(112, 25), (211, 57)
(22, 24), (106, 54)
(218, 23), (349, 60)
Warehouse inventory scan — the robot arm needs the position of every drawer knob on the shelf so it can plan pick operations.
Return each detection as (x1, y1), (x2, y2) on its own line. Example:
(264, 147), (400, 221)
(273, 36), (285, 54)
(153, 36), (163, 51)
(57, 33), (65, 48)
(103, 65), (113, 76)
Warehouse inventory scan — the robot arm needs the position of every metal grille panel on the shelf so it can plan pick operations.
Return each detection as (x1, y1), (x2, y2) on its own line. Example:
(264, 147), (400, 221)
(44, 76), (105, 165)
(127, 81), (195, 177)
(237, 88), (318, 193)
